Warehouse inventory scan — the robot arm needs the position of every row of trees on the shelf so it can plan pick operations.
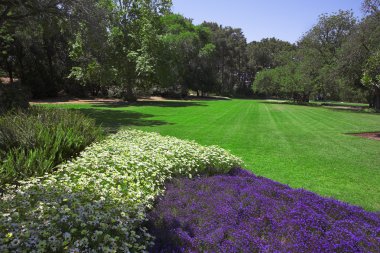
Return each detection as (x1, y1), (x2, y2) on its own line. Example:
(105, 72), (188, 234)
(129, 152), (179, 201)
(253, 1), (380, 110)
(0, 0), (253, 100)
(0, 0), (172, 100)
(1, 0), (379, 109)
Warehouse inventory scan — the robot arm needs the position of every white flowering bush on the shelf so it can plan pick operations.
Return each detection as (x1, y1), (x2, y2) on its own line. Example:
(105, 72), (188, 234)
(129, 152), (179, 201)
(0, 129), (242, 252)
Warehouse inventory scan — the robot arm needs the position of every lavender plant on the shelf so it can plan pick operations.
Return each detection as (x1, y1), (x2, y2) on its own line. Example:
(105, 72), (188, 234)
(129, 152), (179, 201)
(148, 168), (380, 252)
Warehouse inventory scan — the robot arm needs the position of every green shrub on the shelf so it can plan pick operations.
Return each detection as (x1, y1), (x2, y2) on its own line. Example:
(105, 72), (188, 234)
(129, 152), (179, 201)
(0, 130), (242, 252)
(0, 107), (103, 185)
(0, 83), (30, 114)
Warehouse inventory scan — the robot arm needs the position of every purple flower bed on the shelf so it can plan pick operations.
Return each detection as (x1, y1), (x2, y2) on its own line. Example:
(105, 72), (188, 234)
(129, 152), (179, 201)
(148, 169), (380, 252)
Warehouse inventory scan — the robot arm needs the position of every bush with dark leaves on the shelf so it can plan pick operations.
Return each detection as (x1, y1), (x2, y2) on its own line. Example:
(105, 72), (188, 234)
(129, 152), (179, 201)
(0, 107), (103, 185)
(0, 83), (30, 114)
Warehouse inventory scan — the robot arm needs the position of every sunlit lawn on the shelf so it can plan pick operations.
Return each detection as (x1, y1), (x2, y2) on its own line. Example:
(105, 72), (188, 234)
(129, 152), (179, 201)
(43, 99), (380, 211)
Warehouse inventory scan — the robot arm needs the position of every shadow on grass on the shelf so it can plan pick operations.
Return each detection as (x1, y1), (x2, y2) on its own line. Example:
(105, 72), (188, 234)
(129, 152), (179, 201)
(184, 95), (231, 101)
(259, 100), (379, 114)
(259, 100), (319, 107)
(76, 108), (171, 132)
(327, 108), (380, 114)
(92, 100), (207, 108)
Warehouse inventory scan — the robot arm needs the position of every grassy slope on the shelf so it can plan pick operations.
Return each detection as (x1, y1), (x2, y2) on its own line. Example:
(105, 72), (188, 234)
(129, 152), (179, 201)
(44, 100), (380, 211)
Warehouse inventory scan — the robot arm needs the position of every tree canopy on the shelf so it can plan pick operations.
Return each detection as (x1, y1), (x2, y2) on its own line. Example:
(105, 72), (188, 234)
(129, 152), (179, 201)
(1, 0), (379, 109)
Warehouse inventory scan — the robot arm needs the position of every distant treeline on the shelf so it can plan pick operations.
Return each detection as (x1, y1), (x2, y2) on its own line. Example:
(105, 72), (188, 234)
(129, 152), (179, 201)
(0, 0), (379, 109)
(253, 1), (380, 110)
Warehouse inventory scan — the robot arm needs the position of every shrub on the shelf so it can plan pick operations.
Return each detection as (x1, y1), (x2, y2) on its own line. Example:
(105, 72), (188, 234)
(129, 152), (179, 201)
(0, 83), (30, 114)
(148, 168), (380, 252)
(0, 107), (103, 185)
(0, 130), (242, 252)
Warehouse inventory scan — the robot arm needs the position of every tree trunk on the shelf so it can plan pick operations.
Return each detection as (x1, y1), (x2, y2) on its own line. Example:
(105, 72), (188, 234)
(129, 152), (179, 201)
(302, 93), (310, 103)
(373, 87), (380, 111)
(221, 50), (225, 94)
(6, 59), (13, 84)
(125, 84), (137, 102)
(15, 41), (25, 83)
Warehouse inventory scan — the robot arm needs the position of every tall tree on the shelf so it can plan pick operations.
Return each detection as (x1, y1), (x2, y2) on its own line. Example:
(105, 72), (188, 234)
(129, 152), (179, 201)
(337, 3), (380, 107)
(69, 0), (172, 101)
(302, 10), (356, 100)
(203, 23), (248, 96)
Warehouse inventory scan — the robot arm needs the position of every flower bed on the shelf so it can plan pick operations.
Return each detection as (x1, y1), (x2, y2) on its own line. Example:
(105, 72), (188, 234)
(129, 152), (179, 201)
(0, 130), (242, 252)
(148, 168), (380, 252)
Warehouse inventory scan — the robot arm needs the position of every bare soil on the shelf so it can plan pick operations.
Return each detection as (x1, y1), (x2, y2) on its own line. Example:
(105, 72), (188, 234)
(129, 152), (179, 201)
(31, 96), (230, 105)
(350, 132), (380, 141)
(0, 77), (19, 84)
(31, 97), (126, 105)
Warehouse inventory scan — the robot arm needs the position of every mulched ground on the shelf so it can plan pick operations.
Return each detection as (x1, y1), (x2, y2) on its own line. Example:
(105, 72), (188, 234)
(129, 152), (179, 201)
(350, 132), (380, 141)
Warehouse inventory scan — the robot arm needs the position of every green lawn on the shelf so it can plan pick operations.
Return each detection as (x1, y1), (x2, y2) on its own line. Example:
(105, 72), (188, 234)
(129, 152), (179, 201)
(43, 99), (380, 211)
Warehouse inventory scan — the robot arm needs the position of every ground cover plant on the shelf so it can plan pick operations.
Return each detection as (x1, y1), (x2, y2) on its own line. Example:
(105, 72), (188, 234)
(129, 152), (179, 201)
(0, 130), (242, 252)
(0, 107), (103, 186)
(148, 168), (380, 252)
(44, 99), (380, 210)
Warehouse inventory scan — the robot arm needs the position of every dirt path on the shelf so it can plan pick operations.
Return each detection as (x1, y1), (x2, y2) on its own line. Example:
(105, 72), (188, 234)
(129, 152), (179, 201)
(30, 96), (169, 105)
(31, 96), (230, 105)
(350, 132), (380, 141)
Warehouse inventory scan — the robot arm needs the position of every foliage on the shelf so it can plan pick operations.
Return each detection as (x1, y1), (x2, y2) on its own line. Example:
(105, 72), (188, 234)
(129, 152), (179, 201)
(247, 38), (295, 72)
(362, 0), (380, 14)
(69, 0), (172, 101)
(361, 50), (380, 109)
(336, 5), (380, 107)
(156, 15), (218, 97)
(0, 107), (103, 185)
(254, 10), (357, 102)
(252, 8), (379, 106)
(253, 51), (314, 103)
(0, 83), (30, 113)
(203, 22), (249, 96)
(2, 1), (378, 104)
(362, 51), (380, 88)
(148, 168), (380, 252)
(0, 0), (92, 98)
(0, 129), (242, 252)
(252, 68), (282, 97)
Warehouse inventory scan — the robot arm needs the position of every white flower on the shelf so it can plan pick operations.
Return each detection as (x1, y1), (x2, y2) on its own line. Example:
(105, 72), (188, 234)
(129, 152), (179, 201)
(10, 238), (21, 247)
(0, 129), (242, 252)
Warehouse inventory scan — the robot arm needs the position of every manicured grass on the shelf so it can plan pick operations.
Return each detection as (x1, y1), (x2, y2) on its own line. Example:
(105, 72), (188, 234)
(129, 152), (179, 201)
(42, 99), (380, 211)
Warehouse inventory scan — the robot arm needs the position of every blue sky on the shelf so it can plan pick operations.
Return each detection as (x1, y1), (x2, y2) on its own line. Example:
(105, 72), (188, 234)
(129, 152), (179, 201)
(172, 0), (363, 43)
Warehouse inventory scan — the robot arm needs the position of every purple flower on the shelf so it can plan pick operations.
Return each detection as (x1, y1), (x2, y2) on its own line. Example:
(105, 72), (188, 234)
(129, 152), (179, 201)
(148, 169), (380, 252)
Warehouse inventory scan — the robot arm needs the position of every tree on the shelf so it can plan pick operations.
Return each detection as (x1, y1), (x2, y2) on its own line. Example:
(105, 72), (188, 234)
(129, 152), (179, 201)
(361, 50), (380, 110)
(69, 0), (172, 102)
(203, 23), (248, 96)
(253, 50), (314, 103)
(247, 38), (295, 71)
(252, 68), (282, 97)
(0, 0), (106, 97)
(298, 10), (357, 100)
(337, 4), (380, 106)
(156, 15), (218, 97)
(362, 0), (380, 14)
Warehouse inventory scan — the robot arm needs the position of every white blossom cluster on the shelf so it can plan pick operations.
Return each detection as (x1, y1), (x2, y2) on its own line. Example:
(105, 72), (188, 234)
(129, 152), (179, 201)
(0, 129), (242, 252)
